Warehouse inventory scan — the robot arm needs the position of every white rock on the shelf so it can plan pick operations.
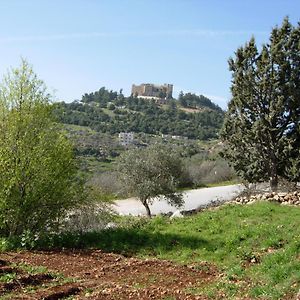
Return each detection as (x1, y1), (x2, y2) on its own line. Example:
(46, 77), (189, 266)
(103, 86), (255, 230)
(278, 192), (287, 197)
(105, 222), (118, 229)
(170, 210), (184, 219)
(246, 200), (256, 205)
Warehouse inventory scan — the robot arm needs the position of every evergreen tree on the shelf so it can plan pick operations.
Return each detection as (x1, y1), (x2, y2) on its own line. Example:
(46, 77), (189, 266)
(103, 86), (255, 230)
(221, 18), (300, 191)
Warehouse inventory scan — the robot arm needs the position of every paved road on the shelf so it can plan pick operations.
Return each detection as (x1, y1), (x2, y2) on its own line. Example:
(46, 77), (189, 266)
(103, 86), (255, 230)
(112, 184), (243, 216)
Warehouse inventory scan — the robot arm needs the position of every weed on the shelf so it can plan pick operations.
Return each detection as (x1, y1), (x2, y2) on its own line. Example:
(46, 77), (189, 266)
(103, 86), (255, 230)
(132, 282), (146, 289)
(15, 263), (48, 275)
(0, 273), (17, 283)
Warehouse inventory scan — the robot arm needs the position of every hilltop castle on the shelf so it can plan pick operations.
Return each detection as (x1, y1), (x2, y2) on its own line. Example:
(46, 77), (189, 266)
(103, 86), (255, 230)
(131, 83), (173, 102)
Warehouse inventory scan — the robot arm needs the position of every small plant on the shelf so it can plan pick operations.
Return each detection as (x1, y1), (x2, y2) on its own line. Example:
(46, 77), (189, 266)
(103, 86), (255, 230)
(20, 230), (39, 249)
(16, 263), (48, 275)
(0, 273), (17, 283)
(240, 251), (260, 264)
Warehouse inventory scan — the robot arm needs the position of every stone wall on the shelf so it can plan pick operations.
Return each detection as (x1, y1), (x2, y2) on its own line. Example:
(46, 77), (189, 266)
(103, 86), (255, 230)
(234, 191), (300, 206)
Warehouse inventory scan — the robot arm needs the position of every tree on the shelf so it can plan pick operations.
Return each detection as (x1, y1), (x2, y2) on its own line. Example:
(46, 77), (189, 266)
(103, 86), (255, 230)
(221, 18), (300, 191)
(0, 60), (83, 236)
(117, 145), (184, 217)
(108, 103), (115, 110)
(158, 90), (167, 99)
(178, 91), (187, 107)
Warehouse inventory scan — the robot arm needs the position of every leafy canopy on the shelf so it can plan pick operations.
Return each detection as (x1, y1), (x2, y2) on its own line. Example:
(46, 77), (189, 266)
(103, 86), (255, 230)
(0, 59), (83, 236)
(117, 144), (184, 216)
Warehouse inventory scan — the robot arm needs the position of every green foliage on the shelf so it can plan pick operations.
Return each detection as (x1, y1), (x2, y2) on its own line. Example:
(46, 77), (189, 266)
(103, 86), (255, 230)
(61, 123), (234, 195)
(221, 18), (300, 191)
(178, 92), (222, 112)
(0, 60), (84, 236)
(117, 144), (184, 216)
(184, 155), (236, 188)
(81, 87), (119, 105)
(0, 272), (17, 283)
(53, 87), (224, 140)
(107, 103), (115, 110)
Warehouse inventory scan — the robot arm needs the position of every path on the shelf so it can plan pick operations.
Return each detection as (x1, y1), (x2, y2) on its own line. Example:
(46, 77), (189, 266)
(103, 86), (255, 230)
(113, 184), (243, 216)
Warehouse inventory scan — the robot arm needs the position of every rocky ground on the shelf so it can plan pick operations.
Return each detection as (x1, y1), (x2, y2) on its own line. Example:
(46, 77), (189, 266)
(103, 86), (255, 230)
(0, 250), (218, 300)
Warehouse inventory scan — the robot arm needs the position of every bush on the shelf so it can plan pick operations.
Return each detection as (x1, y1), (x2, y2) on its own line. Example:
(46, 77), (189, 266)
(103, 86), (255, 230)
(0, 60), (85, 236)
(88, 172), (124, 199)
(185, 158), (236, 187)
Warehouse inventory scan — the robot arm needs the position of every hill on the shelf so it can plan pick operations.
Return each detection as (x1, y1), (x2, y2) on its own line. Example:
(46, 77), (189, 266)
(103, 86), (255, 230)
(53, 87), (224, 140)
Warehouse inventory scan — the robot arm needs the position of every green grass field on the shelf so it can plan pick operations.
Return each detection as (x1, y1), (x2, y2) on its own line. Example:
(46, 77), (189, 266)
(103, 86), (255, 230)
(19, 201), (298, 299)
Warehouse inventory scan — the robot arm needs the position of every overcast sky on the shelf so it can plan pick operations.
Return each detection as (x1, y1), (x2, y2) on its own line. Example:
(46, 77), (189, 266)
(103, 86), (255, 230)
(0, 0), (299, 108)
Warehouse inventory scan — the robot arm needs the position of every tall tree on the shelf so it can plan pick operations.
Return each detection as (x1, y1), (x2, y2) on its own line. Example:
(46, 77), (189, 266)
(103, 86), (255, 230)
(117, 145), (184, 217)
(0, 60), (83, 236)
(221, 18), (300, 191)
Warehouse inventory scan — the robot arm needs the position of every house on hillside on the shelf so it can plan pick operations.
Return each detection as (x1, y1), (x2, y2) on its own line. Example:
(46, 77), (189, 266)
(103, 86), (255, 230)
(118, 132), (134, 146)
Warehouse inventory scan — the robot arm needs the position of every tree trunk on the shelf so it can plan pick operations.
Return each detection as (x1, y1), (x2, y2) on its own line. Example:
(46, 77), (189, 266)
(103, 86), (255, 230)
(269, 155), (278, 192)
(269, 162), (278, 192)
(141, 199), (151, 218)
(270, 175), (278, 192)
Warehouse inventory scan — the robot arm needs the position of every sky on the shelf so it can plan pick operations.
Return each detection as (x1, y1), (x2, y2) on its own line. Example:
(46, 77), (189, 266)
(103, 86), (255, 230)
(0, 0), (299, 109)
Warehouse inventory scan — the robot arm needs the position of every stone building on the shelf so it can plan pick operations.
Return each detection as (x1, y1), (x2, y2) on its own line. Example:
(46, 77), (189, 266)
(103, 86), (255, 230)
(131, 83), (173, 101)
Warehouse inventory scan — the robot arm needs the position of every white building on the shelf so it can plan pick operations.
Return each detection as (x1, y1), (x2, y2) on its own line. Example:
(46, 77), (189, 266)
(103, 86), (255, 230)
(118, 132), (134, 146)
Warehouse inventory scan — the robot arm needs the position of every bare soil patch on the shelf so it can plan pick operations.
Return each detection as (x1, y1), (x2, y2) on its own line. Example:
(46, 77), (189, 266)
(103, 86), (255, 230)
(179, 107), (206, 113)
(0, 250), (218, 299)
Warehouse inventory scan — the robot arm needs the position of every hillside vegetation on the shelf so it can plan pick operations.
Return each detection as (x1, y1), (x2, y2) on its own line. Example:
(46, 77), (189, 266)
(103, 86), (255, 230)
(52, 88), (233, 197)
(53, 87), (224, 140)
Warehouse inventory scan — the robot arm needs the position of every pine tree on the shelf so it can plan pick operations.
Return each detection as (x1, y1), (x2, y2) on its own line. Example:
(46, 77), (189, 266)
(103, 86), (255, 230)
(221, 18), (300, 191)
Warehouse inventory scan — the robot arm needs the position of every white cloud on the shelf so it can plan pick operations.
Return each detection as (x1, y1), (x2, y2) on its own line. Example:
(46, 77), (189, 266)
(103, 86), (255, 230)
(0, 29), (268, 43)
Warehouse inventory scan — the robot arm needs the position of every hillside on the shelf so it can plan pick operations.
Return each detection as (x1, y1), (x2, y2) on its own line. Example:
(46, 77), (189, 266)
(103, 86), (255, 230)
(53, 87), (224, 140)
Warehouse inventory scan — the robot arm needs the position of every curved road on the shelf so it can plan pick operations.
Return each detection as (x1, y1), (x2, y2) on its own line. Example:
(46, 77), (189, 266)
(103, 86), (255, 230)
(112, 184), (243, 216)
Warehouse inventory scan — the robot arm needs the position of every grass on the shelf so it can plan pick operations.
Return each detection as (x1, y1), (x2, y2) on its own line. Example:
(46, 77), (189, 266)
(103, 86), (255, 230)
(15, 263), (49, 275)
(64, 123), (97, 134)
(81, 156), (115, 173)
(179, 180), (240, 191)
(205, 179), (240, 187)
(1, 201), (299, 299)
(0, 261), (74, 300)
(0, 272), (17, 283)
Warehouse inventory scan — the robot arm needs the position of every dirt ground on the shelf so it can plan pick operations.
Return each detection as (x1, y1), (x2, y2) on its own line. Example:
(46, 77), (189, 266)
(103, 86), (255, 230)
(0, 250), (219, 300)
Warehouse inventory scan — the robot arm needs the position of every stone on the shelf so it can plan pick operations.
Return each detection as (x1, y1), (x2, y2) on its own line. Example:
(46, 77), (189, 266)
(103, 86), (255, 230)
(170, 210), (184, 219)
(278, 192), (287, 197)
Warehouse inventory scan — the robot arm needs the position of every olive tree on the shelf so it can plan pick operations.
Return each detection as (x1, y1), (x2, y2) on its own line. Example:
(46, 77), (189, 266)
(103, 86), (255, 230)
(0, 60), (83, 236)
(221, 18), (300, 191)
(117, 144), (184, 217)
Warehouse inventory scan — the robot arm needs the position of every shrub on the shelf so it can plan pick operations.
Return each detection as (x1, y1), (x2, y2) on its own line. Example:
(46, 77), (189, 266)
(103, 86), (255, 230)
(0, 60), (84, 236)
